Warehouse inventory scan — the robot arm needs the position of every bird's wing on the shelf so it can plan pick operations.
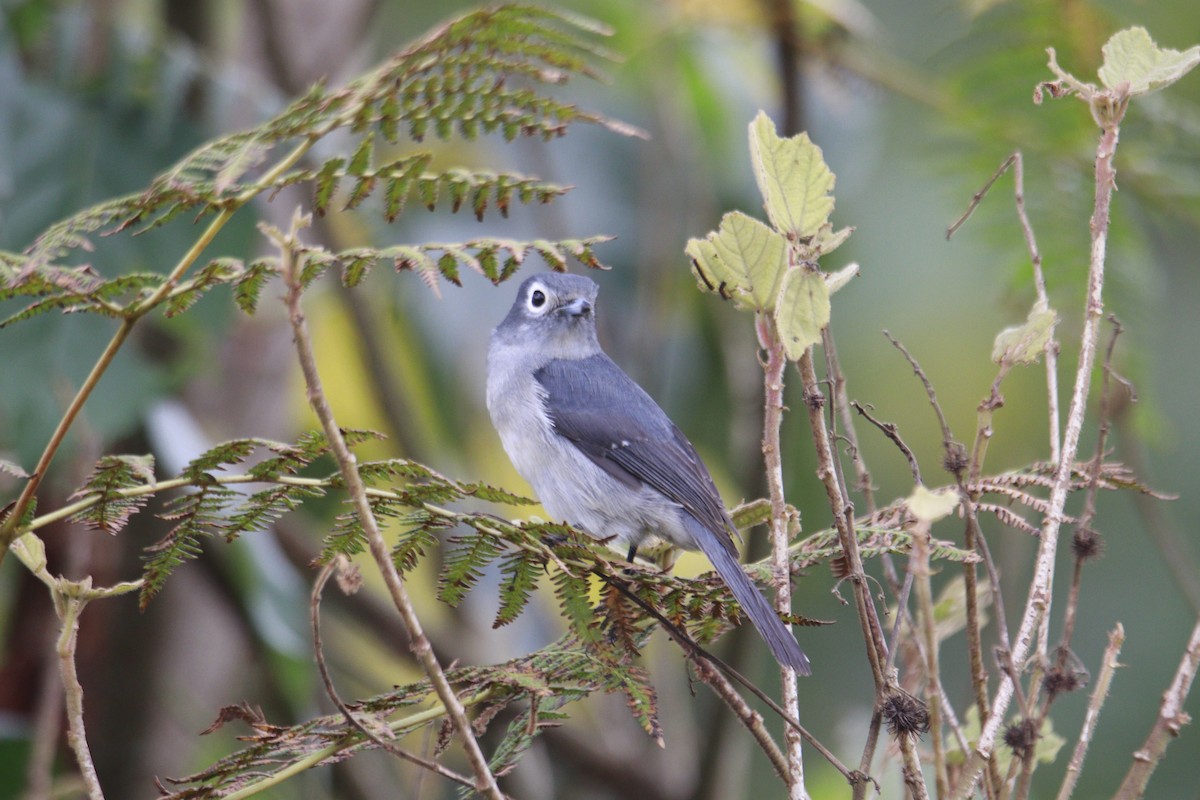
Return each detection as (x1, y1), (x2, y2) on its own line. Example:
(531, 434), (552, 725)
(533, 355), (737, 555)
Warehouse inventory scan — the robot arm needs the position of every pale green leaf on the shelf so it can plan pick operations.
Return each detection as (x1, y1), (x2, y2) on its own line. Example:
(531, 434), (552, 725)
(686, 211), (788, 311)
(992, 303), (1058, 366)
(1098, 27), (1200, 96)
(908, 485), (960, 524)
(931, 575), (991, 644)
(775, 267), (830, 360)
(811, 222), (853, 256)
(748, 111), (835, 238)
(824, 262), (860, 295)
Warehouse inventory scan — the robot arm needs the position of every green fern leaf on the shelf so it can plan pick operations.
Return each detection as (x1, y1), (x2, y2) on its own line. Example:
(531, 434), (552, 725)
(438, 532), (503, 606)
(494, 550), (545, 627)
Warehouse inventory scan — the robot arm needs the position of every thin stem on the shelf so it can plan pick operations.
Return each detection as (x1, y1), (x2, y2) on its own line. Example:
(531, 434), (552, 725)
(755, 312), (807, 799)
(912, 526), (948, 798)
(1054, 624), (1123, 800)
(310, 558), (492, 795)
(693, 658), (791, 783)
(1010, 153), (1061, 466)
(56, 594), (104, 799)
(0, 319), (134, 557)
(952, 99), (1126, 800)
(221, 691), (495, 800)
(0, 135), (317, 563)
(277, 214), (503, 800)
(795, 352), (888, 690)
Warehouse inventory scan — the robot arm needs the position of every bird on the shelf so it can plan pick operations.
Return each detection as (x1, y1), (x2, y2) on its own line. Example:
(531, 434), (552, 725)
(485, 271), (810, 674)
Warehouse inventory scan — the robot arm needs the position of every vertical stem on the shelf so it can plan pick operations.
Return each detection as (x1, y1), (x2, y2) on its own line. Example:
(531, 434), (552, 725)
(952, 110), (1124, 800)
(1054, 625), (1123, 800)
(913, 528), (949, 798)
(279, 219), (503, 800)
(57, 594), (104, 800)
(795, 352), (888, 689)
(755, 313), (807, 799)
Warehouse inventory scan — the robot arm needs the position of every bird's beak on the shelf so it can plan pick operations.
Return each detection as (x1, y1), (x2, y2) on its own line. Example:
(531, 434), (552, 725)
(558, 297), (592, 318)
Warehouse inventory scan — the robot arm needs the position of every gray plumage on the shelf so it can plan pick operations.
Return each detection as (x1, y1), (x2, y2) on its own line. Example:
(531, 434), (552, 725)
(486, 272), (810, 674)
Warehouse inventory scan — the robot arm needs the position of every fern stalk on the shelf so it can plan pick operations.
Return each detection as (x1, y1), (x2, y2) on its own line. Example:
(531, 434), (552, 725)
(0, 135), (317, 562)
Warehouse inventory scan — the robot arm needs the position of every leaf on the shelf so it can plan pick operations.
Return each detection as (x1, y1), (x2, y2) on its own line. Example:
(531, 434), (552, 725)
(438, 532), (503, 606)
(1098, 27), (1200, 96)
(748, 110), (836, 238)
(824, 262), (859, 295)
(992, 302), (1057, 366)
(494, 550), (545, 627)
(775, 266), (830, 360)
(685, 211), (788, 311)
(907, 485), (960, 524)
(930, 575), (991, 644)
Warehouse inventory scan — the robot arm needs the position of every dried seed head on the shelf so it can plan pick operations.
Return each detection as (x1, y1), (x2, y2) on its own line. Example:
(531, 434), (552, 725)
(1071, 526), (1105, 562)
(943, 441), (970, 475)
(1043, 665), (1087, 697)
(882, 693), (930, 739)
(1003, 718), (1040, 760)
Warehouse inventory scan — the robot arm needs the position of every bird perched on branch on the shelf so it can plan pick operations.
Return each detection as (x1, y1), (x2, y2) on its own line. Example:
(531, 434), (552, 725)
(486, 271), (810, 674)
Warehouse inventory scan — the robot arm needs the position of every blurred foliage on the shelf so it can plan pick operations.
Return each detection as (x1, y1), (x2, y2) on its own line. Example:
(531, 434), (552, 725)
(1, 0), (1199, 799)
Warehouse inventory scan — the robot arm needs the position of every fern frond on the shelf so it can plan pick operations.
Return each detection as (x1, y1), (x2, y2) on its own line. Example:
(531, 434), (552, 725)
(494, 550), (546, 627)
(67, 454), (157, 533)
(140, 486), (237, 609)
(438, 532), (504, 606)
(15, 5), (629, 279)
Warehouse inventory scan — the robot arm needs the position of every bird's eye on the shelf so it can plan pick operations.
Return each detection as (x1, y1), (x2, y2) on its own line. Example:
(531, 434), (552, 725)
(529, 289), (547, 310)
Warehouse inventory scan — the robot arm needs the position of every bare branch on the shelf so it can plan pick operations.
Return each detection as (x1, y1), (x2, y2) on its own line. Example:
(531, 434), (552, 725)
(851, 401), (921, 485)
(275, 211), (503, 800)
(754, 312), (806, 796)
(953, 91), (1130, 800)
(1055, 624), (1123, 800)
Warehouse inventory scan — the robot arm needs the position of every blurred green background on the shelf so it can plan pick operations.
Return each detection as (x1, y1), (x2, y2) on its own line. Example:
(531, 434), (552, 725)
(1, 0), (1198, 798)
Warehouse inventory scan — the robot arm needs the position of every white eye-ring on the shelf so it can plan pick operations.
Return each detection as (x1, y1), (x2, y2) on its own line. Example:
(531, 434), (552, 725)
(527, 284), (549, 314)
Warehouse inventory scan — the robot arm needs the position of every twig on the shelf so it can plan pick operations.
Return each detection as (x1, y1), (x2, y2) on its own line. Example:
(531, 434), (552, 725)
(692, 659), (791, 782)
(1055, 318), (1122, 673)
(952, 86), (1129, 800)
(1054, 624), (1123, 800)
(850, 401), (921, 485)
(275, 211), (503, 800)
(911, 526), (948, 798)
(796, 352), (889, 689)
(1113, 617), (1200, 799)
(754, 312), (806, 798)
(310, 558), (493, 795)
(598, 573), (870, 791)
(947, 153), (1061, 463)
(1010, 153), (1061, 465)
(885, 330), (1005, 797)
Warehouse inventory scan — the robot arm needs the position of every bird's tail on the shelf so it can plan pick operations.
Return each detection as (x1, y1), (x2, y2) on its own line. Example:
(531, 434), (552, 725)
(688, 517), (812, 675)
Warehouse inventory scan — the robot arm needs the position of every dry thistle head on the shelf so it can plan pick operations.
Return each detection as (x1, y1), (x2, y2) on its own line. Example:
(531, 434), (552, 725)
(1071, 526), (1105, 561)
(882, 692), (930, 739)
